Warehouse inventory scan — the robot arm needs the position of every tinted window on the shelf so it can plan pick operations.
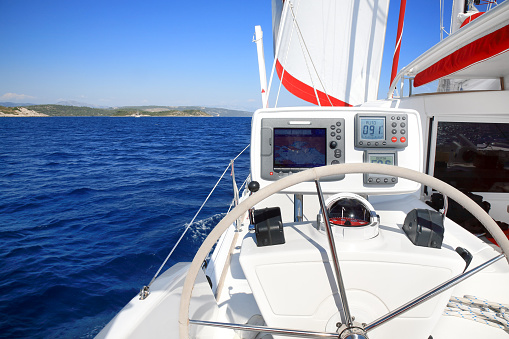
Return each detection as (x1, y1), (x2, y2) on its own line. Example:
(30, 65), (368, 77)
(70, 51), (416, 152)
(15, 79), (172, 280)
(434, 122), (509, 192)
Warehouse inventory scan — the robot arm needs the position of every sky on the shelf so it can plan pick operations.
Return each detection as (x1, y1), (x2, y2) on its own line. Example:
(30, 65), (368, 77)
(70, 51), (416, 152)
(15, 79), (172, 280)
(1, 0), (463, 112)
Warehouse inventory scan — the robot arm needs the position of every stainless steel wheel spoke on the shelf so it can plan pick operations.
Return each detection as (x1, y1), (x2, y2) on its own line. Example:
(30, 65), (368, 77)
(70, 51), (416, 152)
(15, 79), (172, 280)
(364, 253), (506, 332)
(315, 179), (353, 327)
(189, 319), (339, 338)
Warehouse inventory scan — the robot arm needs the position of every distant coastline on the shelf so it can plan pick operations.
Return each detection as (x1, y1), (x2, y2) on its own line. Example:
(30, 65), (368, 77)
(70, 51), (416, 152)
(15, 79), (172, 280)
(0, 104), (253, 117)
(0, 106), (48, 117)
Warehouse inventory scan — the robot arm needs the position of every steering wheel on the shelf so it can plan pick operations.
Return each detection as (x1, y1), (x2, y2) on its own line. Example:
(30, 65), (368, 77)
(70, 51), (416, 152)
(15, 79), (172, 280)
(178, 163), (509, 338)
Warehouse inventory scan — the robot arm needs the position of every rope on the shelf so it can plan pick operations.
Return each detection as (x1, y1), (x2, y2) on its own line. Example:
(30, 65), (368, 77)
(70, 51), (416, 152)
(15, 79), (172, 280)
(142, 144), (250, 294)
(444, 295), (509, 332)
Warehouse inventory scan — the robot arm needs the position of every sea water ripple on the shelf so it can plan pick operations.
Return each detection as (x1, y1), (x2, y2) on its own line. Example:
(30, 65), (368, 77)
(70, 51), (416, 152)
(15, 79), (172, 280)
(0, 117), (251, 338)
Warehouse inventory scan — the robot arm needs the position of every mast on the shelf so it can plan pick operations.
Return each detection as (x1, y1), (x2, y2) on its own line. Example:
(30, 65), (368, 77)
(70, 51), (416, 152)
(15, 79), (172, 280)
(254, 25), (268, 108)
(450, 0), (467, 34)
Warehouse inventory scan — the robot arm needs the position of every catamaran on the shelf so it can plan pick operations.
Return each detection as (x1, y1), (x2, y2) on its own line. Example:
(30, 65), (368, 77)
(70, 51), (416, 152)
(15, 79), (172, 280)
(97, 0), (509, 338)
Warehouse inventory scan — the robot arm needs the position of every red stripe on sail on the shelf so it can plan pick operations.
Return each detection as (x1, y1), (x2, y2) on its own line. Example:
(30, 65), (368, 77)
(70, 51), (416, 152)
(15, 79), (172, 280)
(460, 12), (484, 28)
(390, 0), (407, 86)
(414, 24), (509, 87)
(276, 59), (351, 107)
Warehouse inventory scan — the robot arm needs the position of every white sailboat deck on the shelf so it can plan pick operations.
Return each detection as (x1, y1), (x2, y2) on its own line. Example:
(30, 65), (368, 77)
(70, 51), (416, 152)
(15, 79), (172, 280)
(97, 1), (509, 338)
(208, 192), (508, 339)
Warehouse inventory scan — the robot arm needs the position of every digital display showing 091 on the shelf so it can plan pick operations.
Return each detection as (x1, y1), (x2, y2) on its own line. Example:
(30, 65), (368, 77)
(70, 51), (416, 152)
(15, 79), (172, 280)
(360, 117), (385, 140)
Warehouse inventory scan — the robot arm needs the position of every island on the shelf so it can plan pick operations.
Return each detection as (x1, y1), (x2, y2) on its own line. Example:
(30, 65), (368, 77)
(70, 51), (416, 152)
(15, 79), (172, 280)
(0, 106), (48, 117)
(0, 105), (214, 117)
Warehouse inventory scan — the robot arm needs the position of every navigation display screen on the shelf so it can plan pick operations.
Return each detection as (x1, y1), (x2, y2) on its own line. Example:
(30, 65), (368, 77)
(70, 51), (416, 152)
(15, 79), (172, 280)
(273, 128), (326, 168)
(360, 117), (385, 140)
(368, 153), (395, 165)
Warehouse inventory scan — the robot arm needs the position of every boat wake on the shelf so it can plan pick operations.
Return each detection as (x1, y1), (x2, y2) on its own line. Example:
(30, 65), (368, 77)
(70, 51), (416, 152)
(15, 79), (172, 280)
(185, 213), (226, 243)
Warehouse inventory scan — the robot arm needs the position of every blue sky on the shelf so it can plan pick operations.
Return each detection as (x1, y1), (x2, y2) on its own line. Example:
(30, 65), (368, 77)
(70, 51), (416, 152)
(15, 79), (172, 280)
(1, 0), (456, 111)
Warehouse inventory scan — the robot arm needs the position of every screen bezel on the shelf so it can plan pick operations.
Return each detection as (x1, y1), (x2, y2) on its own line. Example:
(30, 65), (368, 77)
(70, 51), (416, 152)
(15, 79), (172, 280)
(273, 128), (327, 169)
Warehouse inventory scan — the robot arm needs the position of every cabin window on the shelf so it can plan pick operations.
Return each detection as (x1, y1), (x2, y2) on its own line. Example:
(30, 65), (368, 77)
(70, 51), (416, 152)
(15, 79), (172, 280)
(434, 121), (509, 193)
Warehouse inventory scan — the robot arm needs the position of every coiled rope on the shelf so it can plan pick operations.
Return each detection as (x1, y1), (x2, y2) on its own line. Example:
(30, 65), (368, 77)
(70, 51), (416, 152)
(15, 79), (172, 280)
(140, 144), (250, 298)
(444, 295), (509, 332)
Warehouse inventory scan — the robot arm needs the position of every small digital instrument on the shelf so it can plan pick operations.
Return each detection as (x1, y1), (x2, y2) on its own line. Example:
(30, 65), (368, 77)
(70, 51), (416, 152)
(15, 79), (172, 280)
(363, 150), (399, 185)
(354, 113), (408, 148)
(354, 113), (408, 185)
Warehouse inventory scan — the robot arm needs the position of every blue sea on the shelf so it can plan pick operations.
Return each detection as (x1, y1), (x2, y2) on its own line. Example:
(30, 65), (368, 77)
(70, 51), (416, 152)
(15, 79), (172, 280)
(0, 117), (251, 338)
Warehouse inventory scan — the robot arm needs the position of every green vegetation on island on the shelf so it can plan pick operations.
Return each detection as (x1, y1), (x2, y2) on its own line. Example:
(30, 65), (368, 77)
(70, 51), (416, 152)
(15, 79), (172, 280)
(0, 106), (20, 115)
(0, 105), (213, 117)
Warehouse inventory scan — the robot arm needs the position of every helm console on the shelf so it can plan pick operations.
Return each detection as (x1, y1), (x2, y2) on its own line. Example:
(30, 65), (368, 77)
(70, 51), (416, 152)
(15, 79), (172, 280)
(251, 107), (423, 195)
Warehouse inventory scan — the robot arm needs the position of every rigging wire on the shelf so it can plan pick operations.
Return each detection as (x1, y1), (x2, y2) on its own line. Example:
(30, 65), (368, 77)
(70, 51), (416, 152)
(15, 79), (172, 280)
(440, 0), (449, 40)
(288, 2), (321, 106)
(226, 174), (251, 215)
(440, 0), (444, 40)
(288, 1), (334, 106)
(269, 0), (333, 107)
(140, 144), (250, 298)
(276, 0), (297, 108)
(267, 0), (291, 108)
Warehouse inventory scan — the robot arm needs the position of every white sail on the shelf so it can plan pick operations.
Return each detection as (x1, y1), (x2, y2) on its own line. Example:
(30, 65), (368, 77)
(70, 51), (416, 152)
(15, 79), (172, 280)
(272, 0), (390, 106)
